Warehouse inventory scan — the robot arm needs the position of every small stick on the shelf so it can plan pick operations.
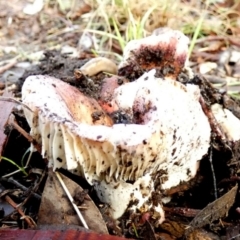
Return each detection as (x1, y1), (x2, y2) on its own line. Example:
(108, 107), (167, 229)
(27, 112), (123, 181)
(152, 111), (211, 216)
(199, 96), (228, 146)
(1, 221), (18, 225)
(55, 171), (89, 229)
(4, 195), (36, 228)
(164, 206), (200, 218)
(19, 169), (46, 208)
(0, 59), (17, 74)
(0, 97), (33, 112)
(195, 36), (240, 48)
(209, 147), (217, 199)
(2, 177), (41, 200)
(8, 114), (41, 153)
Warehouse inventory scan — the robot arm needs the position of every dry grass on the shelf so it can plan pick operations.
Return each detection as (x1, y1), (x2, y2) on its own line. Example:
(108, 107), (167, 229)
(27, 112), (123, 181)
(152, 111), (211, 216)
(2, 0), (238, 63)
(75, 0), (240, 58)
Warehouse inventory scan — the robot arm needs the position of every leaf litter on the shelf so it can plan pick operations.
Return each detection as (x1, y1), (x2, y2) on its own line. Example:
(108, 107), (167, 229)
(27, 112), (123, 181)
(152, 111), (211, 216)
(186, 184), (238, 235)
(0, 31), (240, 238)
(1, 1), (240, 240)
(0, 47), (239, 240)
(38, 169), (108, 234)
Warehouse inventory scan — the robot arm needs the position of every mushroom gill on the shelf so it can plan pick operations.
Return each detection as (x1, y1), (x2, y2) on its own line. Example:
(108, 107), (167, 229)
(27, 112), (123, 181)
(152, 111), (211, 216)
(21, 28), (211, 223)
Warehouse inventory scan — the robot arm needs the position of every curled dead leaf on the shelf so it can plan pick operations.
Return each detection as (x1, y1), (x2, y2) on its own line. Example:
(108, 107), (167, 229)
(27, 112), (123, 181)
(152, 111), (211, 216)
(38, 169), (108, 234)
(186, 185), (238, 235)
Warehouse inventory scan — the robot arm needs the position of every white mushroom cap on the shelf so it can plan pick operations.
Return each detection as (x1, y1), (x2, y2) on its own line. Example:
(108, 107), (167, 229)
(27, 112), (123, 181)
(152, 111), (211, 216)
(21, 27), (216, 222)
(22, 69), (211, 220)
(118, 27), (189, 80)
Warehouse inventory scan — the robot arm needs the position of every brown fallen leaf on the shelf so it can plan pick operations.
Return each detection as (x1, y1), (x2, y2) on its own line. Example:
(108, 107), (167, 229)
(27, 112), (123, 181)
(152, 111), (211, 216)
(38, 169), (108, 234)
(187, 229), (220, 240)
(160, 220), (185, 238)
(0, 92), (16, 156)
(186, 185), (238, 235)
(156, 232), (176, 240)
(159, 221), (220, 240)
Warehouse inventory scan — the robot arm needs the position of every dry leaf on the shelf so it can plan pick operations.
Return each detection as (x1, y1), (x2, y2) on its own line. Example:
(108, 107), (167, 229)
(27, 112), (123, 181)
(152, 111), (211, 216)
(186, 185), (238, 235)
(38, 169), (108, 234)
(160, 220), (185, 238)
(187, 229), (220, 240)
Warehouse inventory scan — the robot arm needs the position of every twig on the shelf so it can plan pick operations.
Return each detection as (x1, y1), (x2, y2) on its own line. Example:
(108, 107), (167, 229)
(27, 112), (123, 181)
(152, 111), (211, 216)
(55, 171), (89, 229)
(19, 169), (46, 208)
(203, 74), (226, 84)
(2, 177), (41, 200)
(1, 221), (18, 225)
(8, 114), (41, 153)
(0, 97), (33, 112)
(209, 147), (217, 199)
(0, 59), (17, 74)
(4, 195), (36, 228)
(191, 51), (220, 61)
(199, 96), (229, 148)
(163, 206), (200, 218)
(196, 35), (240, 48)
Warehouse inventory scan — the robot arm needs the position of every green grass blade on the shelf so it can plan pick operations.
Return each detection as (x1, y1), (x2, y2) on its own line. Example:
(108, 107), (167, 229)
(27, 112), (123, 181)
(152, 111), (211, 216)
(1, 156), (28, 176)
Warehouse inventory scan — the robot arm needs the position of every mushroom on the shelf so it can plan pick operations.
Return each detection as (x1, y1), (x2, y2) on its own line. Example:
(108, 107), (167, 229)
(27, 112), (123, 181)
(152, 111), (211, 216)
(22, 28), (212, 223)
(118, 27), (190, 80)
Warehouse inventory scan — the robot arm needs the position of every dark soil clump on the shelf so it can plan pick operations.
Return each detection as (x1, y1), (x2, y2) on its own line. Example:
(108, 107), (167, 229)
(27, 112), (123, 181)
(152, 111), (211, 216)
(19, 50), (107, 100)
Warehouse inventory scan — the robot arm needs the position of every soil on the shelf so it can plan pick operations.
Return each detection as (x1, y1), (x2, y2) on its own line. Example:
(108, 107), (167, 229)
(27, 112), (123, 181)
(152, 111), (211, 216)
(1, 49), (240, 239)
(19, 50), (106, 100)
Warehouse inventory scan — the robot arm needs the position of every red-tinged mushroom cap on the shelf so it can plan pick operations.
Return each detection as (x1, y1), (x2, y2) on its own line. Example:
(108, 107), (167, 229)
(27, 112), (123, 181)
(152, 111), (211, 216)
(22, 69), (211, 221)
(21, 28), (211, 223)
